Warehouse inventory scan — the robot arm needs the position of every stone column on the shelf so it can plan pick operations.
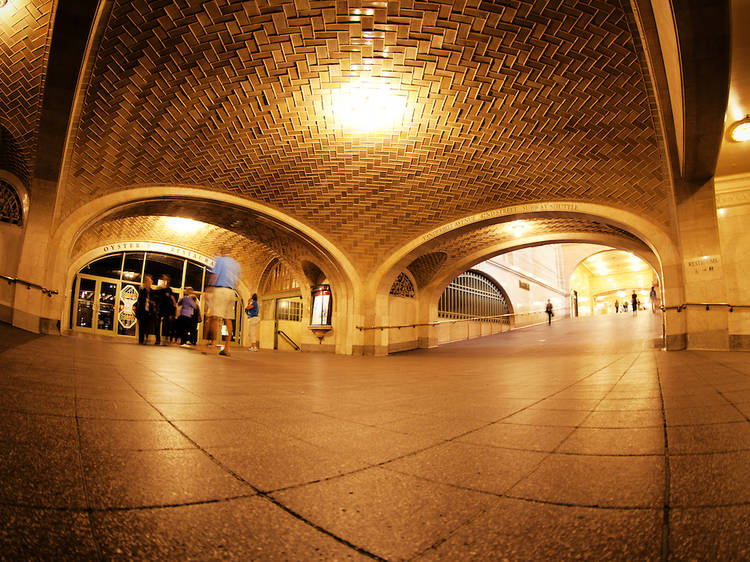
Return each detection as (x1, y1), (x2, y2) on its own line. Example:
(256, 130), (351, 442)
(12, 178), (63, 333)
(357, 291), (389, 356)
(715, 173), (750, 349)
(671, 178), (728, 349)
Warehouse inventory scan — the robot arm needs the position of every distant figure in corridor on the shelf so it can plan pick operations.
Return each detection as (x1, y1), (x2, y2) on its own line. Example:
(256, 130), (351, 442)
(632, 290), (638, 316)
(614, 299), (619, 313)
(245, 293), (260, 352)
(650, 285), (658, 313)
(545, 299), (553, 325)
(205, 250), (241, 357)
(135, 274), (158, 344)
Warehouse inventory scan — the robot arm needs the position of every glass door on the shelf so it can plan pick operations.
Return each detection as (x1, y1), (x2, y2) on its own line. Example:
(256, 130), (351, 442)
(75, 277), (96, 329)
(97, 281), (117, 333)
(74, 276), (119, 336)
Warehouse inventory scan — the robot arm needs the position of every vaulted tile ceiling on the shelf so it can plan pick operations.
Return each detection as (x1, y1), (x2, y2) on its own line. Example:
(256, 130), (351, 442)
(8, 0), (670, 273)
(0, 1), (55, 186)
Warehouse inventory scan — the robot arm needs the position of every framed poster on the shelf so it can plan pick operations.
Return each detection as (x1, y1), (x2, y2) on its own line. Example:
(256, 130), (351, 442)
(310, 284), (332, 326)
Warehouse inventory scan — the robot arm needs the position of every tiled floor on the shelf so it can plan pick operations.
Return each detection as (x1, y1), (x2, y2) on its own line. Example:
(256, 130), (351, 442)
(2, 314), (749, 560)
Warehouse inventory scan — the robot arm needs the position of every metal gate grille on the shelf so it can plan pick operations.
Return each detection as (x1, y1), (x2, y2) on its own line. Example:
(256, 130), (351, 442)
(438, 271), (509, 324)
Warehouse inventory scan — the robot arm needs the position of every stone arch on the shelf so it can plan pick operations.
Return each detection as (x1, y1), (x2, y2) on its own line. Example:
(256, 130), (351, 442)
(420, 233), (658, 319)
(567, 248), (662, 286)
(258, 258), (302, 295)
(45, 187), (361, 354)
(364, 202), (683, 353)
(564, 247), (663, 316)
(371, 203), (679, 296)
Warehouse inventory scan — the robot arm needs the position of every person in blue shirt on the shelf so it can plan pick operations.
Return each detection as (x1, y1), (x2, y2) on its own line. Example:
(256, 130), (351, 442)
(205, 252), (241, 356)
(245, 293), (260, 351)
(176, 287), (200, 347)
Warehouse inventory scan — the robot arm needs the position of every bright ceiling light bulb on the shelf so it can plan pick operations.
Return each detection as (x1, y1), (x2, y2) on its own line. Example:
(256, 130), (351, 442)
(331, 82), (407, 132)
(507, 220), (529, 237)
(728, 115), (750, 142)
(165, 216), (202, 234)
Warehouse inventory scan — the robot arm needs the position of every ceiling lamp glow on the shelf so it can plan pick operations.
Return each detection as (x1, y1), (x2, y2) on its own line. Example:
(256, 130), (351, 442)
(331, 82), (407, 132)
(507, 220), (530, 237)
(165, 216), (202, 234)
(727, 115), (750, 142)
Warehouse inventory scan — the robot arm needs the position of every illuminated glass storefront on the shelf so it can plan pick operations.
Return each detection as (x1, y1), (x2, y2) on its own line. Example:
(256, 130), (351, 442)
(71, 250), (241, 341)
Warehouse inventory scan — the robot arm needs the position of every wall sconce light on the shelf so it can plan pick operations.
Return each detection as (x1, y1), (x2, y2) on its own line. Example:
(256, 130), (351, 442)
(727, 115), (750, 142)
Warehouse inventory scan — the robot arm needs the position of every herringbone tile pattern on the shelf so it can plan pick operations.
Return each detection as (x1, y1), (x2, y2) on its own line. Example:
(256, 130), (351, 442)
(61, 0), (669, 272)
(0, 0), (54, 186)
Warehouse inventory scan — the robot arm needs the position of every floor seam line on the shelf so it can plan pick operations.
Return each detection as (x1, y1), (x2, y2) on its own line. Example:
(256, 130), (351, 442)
(108, 348), (387, 561)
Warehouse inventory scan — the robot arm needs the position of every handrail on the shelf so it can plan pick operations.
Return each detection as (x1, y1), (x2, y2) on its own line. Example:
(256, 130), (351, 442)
(277, 329), (301, 351)
(662, 302), (750, 312)
(1, 274), (58, 297)
(356, 310), (548, 331)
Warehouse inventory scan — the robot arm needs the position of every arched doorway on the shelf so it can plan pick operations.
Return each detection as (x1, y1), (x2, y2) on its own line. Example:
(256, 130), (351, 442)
(69, 248), (241, 343)
(258, 259), (303, 351)
(569, 250), (660, 316)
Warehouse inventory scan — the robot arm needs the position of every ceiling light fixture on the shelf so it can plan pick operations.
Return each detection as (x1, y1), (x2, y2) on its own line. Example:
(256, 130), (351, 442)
(727, 115), (750, 142)
(331, 81), (407, 132)
(165, 216), (202, 234)
(507, 220), (529, 237)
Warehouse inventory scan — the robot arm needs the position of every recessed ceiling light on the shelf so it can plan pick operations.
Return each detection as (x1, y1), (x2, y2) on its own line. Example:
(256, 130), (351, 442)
(331, 81), (407, 132)
(164, 216), (202, 234)
(727, 115), (750, 142)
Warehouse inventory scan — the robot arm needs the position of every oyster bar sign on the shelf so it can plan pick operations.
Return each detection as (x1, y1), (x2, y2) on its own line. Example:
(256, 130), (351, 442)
(97, 242), (215, 268)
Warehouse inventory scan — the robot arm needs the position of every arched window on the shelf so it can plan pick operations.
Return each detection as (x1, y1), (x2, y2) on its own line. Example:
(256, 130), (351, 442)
(260, 259), (299, 294)
(389, 272), (415, 298)
(438, 270), (509, 324)
(0, 180), (22, 225)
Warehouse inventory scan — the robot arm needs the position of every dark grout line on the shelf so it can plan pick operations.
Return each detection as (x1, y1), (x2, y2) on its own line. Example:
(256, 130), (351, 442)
(6, 493), (750, 515)
(408, 506), (493, 561)
(71, 348), (106, 562)
(501, 352), (644, 498)
(107, 345), (388, 562)
(379, 464), (660, 511)
(655, 354), (672, 562)
(268, 354), (640, 496)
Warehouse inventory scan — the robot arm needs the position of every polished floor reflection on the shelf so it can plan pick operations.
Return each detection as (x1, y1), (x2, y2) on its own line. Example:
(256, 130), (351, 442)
(1, 314), (749, 560)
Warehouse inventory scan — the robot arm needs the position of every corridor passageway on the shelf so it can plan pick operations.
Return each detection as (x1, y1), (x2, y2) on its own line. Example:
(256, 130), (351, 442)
(2, 315), (748, 559)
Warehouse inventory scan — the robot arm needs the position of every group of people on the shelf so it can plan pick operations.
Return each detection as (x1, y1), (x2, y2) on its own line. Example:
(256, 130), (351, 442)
(613, 286), (660, 315)
(134, 252), (260, 357)
(134, 274), (202, 346)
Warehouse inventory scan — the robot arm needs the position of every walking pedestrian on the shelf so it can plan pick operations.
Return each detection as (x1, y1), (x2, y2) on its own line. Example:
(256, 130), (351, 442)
(205, 250), (241, 357)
